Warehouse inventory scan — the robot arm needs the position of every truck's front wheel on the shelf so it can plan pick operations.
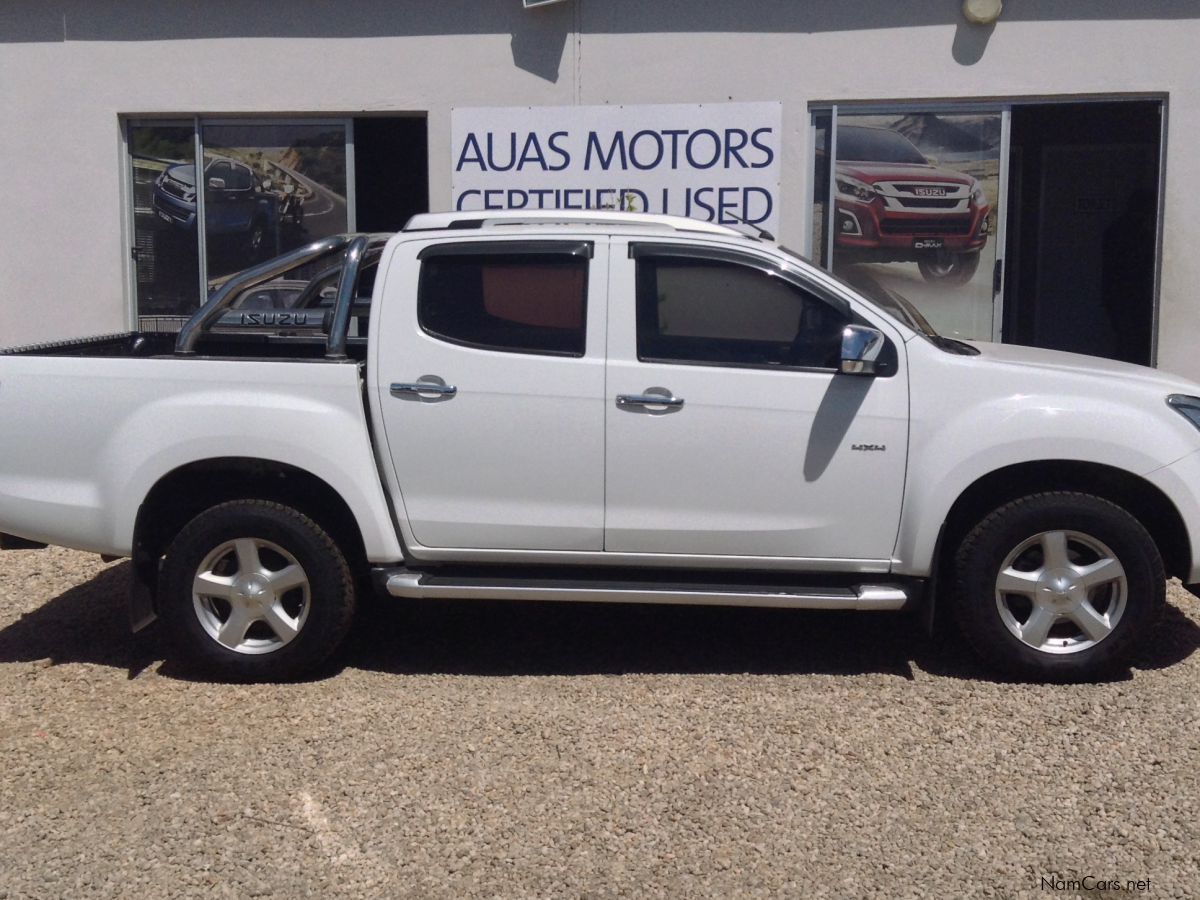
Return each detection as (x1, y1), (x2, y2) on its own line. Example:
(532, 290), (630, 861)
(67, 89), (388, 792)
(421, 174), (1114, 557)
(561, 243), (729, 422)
(918, 250), (980, 285)
(159, 500), (356, 681)
(952, 492), (1163, 682)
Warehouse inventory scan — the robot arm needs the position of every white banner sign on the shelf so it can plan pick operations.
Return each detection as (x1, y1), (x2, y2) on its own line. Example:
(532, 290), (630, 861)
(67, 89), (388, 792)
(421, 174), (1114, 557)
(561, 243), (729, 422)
(451, 102), (782, 233)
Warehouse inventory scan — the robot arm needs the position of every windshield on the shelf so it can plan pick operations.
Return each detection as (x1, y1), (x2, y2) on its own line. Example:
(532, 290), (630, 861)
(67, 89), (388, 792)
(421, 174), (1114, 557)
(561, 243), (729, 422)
(837, 126), (927, 165)
(837, 269), (981, 355)
(837, 270), (937, 336)
(775, 244), (982, 356)
(165, 164), (196, 186)
(777, 245), (935, 335)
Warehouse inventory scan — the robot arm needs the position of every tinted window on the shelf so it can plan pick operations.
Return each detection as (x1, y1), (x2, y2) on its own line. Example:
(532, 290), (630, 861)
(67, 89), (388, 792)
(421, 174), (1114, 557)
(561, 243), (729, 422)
(419, 253), (587, 356)
(837, 126), (927, 165)
(636, 256), (847, 369)
(230, 164), (255, 191)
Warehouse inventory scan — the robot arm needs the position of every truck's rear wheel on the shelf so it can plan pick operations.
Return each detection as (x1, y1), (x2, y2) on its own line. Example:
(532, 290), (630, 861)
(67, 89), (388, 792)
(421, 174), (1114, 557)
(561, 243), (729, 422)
(952, 492), (1163, 682)
(159, 500), (356, 681)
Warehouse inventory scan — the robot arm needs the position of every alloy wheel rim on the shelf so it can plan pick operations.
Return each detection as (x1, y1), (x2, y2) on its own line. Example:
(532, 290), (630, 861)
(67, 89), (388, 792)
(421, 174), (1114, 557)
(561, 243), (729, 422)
(994, 529), (1127, 655)
(192, 538), (310, 655)
(926, 252), (957, 277)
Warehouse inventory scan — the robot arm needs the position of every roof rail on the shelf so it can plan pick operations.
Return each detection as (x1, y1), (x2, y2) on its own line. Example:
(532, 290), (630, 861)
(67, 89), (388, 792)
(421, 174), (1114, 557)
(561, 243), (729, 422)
(403, 209), (749, 238)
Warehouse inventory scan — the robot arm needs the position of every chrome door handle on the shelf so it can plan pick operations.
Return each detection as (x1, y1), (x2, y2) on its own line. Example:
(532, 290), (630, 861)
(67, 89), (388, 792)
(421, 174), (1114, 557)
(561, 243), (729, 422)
(616, 393), (685, 409)
(391, 381), (458, 397)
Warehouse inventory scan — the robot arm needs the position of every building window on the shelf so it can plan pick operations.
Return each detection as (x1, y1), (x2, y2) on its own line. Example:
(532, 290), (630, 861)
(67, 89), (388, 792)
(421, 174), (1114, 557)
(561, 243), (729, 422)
(810, 99), (1165, 365)
(809, 106), (1002, 343)
(126, 115), (427, 329)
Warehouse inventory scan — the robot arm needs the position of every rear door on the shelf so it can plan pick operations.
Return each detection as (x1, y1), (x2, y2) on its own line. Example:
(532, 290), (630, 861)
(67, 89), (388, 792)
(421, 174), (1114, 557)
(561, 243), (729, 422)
(604, 239), (909, 564)
(374, 237), (607, 551)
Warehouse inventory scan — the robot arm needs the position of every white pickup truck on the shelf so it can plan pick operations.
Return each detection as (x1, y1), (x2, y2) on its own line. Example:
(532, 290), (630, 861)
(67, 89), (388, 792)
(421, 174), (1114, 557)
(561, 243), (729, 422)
(4, 210), (1200, 682)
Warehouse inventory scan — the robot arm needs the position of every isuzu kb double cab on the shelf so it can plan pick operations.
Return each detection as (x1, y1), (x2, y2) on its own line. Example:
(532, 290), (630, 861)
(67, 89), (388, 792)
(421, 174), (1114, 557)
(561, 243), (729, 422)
(3, 210), (1200, 682)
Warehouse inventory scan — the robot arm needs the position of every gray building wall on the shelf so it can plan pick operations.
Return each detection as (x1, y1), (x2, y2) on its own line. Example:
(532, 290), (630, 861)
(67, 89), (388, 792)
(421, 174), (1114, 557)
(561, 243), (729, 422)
(2, 2), (1198, 376)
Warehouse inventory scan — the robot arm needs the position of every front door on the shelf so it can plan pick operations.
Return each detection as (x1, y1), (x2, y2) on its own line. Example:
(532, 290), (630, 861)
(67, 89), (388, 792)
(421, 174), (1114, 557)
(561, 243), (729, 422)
(375, 237), (607, 551)
(604, 240), (909, 563)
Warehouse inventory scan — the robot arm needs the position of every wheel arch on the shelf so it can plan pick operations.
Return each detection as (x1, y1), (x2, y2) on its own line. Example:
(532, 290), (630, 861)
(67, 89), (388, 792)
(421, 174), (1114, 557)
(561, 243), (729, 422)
(936, 460), (1190, 584)
(131, 457), (369, 623)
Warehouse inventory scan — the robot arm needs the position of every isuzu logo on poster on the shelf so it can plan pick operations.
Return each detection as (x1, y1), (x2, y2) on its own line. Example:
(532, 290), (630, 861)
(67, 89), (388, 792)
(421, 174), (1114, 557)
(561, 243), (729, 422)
(451, 102), (782, 233)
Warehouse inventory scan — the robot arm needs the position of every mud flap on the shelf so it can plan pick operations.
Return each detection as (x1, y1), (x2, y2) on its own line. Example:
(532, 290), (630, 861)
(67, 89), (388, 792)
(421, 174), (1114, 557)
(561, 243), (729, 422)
(129, 551), (159, 633)
(919, 523), (948, 637)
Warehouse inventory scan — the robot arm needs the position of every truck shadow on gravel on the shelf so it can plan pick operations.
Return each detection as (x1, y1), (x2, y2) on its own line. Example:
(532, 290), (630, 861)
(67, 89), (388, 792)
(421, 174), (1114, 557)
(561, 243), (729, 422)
(1, 562), (1197, 683)
(342, 596), (1200, 682)
(0, 562), (145, 675)
(345, 597), (931, 679)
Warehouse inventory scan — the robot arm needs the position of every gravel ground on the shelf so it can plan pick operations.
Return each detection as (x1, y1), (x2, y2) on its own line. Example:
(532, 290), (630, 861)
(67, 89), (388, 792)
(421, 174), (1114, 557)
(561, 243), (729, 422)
(0, 547), (1197, 899)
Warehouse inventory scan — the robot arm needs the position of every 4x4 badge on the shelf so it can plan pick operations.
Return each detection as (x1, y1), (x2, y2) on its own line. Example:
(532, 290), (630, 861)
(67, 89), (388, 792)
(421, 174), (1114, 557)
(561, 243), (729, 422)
(851, 443), (887, 452)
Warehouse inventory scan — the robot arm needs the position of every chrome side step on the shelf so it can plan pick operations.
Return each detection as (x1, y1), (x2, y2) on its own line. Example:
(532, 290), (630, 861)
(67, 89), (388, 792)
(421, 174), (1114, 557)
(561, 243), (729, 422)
(384, 571), (910, 611)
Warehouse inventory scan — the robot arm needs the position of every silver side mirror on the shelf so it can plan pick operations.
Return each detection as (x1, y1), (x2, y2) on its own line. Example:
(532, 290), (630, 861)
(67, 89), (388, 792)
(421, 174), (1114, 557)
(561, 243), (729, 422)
(840, 325), (885, 376)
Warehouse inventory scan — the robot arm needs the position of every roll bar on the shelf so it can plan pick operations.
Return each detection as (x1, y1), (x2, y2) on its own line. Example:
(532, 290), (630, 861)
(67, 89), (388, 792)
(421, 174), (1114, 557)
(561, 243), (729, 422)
(326, 235), (372, 359)
(174, 233), (391, 357)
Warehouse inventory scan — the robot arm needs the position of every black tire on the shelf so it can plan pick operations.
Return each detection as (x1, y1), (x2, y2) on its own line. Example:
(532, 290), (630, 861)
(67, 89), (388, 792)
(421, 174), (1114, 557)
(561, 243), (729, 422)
(159, 500), (356, 682)
(917, 250), (980, 285)
(952, 492), (1164, 682)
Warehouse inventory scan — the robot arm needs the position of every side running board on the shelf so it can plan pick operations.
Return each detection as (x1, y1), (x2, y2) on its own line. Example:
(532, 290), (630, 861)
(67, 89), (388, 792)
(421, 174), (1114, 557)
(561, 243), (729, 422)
(384, 571), (910, 611)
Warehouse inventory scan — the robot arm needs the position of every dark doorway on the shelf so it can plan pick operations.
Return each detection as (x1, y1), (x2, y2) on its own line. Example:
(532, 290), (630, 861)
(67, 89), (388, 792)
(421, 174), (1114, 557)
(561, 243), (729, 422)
(353, 116), (429, 233)
(1004, 101), (1161, 365)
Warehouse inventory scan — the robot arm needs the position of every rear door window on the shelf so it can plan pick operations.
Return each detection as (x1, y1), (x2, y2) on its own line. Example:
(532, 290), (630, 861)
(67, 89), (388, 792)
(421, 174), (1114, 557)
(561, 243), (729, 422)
(417, 242), (591, 356)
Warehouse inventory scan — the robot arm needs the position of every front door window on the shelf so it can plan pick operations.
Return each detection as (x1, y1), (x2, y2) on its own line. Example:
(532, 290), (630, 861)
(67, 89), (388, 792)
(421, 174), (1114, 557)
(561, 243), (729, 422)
(635, 254), (847, 370)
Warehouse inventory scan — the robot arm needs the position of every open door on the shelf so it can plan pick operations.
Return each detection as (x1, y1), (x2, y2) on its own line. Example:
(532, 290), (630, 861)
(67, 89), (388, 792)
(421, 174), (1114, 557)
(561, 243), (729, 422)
(1003, 101), (1162, 366)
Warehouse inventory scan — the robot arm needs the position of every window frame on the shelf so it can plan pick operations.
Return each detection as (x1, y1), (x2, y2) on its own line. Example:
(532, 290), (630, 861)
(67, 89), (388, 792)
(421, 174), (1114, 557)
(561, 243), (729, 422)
(416, 240), (593, 359)
(629, 242), (856, 374)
